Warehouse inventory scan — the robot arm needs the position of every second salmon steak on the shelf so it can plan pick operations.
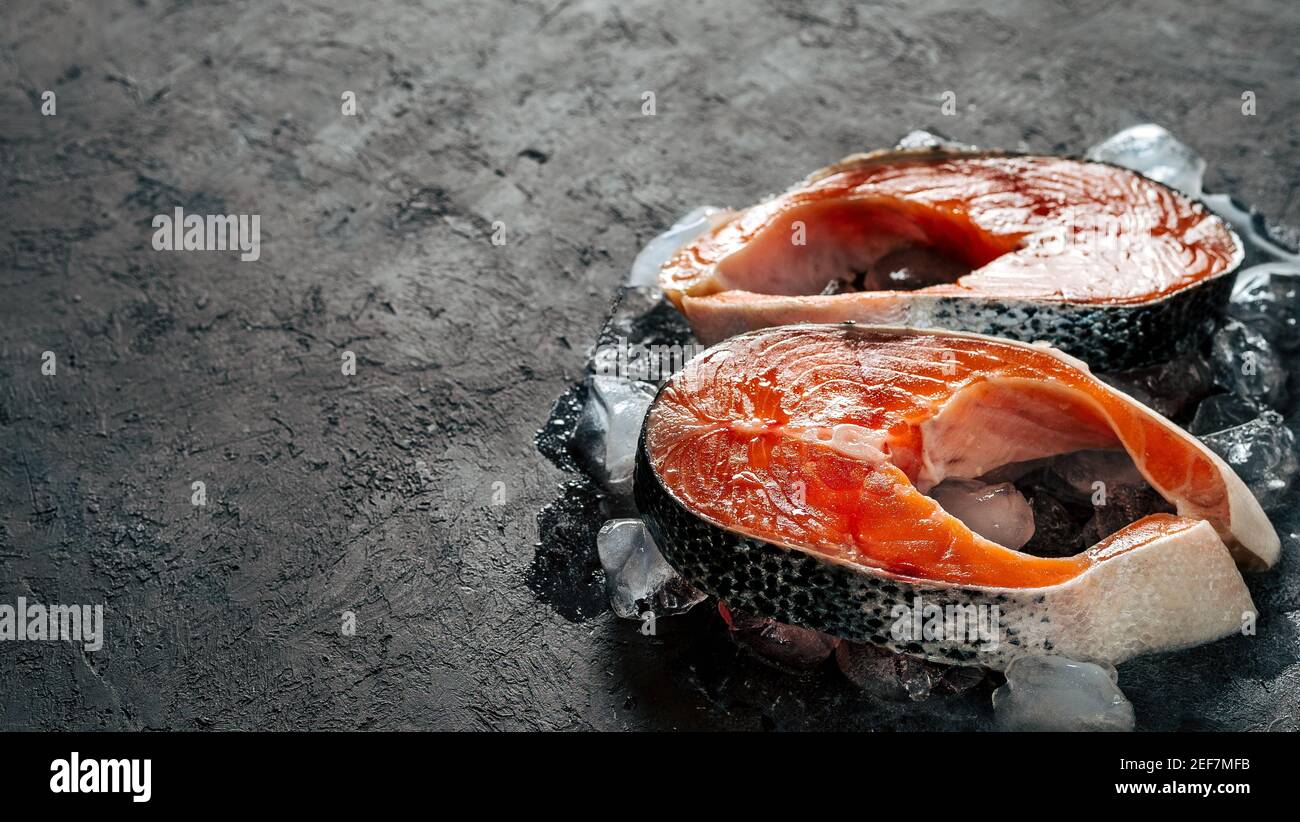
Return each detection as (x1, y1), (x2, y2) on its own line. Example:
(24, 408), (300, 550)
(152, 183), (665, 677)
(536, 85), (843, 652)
(660, 147), (1242, 370)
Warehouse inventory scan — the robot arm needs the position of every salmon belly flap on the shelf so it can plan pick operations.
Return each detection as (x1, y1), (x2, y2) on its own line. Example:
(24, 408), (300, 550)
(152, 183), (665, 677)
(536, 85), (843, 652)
(639, 325), (1279, 590)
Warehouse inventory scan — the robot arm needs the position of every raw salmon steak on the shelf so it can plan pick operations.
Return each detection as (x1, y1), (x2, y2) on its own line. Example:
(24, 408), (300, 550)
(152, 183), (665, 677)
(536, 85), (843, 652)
(660, 147), (1243, 370)
(634, 324), (1278, 669)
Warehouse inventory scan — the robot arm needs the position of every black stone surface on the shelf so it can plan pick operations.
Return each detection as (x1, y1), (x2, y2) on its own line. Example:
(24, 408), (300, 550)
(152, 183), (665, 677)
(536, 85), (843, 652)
(2, 0), (1297, 730)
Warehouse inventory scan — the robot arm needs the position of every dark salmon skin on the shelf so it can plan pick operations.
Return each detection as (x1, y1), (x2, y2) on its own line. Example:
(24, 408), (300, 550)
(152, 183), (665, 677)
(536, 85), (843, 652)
(660, 148), (1243, 370)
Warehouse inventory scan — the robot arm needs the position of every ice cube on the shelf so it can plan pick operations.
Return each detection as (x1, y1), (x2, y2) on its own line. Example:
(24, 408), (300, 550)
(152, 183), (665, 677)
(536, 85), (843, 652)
(895, 655), (940, 701)
(1098, 353), (1213, 418)
(1209, 319), (1286, 408)
(1049, 450), (1146, 499)
(1081, 484), (1174, 546)
(895, 130), (975, 151)
(723, 605), (838, 671)
(1190, 393), (1264, 435)
(597, 518), (704, 619)
(992, 655), (1135, 732)
(930, 478), (1035, 550)
(1085, 124), (1205, 198)
(835, 640), (941, 701)
(862, 245), (973, 291)
(1020, 491), (1087, 557)
(1228, 263), (1300, 352)
(570, 375), (657, 496)
(1199, 412), (1298, 511)
(627, 206), (734, 288)
(1201, 192), (1300, 266)
(938, 664), (989, 695)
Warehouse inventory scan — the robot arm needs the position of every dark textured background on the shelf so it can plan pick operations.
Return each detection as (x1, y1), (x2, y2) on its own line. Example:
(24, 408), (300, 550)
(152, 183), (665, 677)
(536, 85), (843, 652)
(2, 0), (1298, 730)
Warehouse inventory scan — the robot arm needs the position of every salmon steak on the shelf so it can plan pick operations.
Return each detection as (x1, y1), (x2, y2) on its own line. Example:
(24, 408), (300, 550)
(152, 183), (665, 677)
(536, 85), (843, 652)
(660, 147), (1243, 370)
(634, 324), (1279, 669)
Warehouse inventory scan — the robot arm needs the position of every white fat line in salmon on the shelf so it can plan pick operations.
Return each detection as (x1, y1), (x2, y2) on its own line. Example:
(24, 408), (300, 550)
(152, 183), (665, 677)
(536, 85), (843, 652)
(889, 595), (1001, 650)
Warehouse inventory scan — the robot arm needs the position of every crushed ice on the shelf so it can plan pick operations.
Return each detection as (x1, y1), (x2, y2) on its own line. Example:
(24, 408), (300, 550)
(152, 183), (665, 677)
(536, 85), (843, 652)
(1099, 352), (1213, 418)
(571, 376), (657, 496)
(1050, 450), (1145, 496)
(993, 655), (1135, 732)
(1210, 319), (1286, 407)
(576, 208), (743, 617)
(597, 518), (705, 620)
(1190, 393), (1261, 435)
(574, 207), (736, 499)
(930, 479), (1035, 550)
(1229, 263), (1300, 349)
(972, 450), (1173, 557)
(1200, 412), (1298, 510)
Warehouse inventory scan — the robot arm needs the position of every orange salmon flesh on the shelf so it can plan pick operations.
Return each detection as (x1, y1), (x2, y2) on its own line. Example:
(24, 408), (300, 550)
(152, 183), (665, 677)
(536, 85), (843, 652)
(661, 154), (1239, 309)
(643, 326), (1242, 588)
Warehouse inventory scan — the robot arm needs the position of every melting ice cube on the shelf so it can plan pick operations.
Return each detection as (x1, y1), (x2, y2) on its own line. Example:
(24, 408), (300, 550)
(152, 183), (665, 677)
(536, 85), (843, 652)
(570, 375), (657, 496)
(1086, 123), (1205, 198)
(1021, 491), (1087, 557)
(626, 206), (734, 288)
(992, 655), (1134, 732)
(1080, 484), (1174, 546)
(895, 129), (976, 151)
(1228, 263), (1300, 352)
(1201, 194), (1300, 266)
(1099, 353), (1213, 418)
(597, 518), (704, 619)
(929, 479), (1035, 550)
(1199, 412), (1298, 511)
(1049, 450), (1146, 499)
(1209, 319), (1287, 408)
(1190, 393), (1264, 436)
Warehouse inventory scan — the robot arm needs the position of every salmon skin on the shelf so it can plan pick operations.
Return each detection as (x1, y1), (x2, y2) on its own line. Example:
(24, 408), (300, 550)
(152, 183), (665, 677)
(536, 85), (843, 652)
(660, 147), (1243, 370)
(634, 324), (1278, 669)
